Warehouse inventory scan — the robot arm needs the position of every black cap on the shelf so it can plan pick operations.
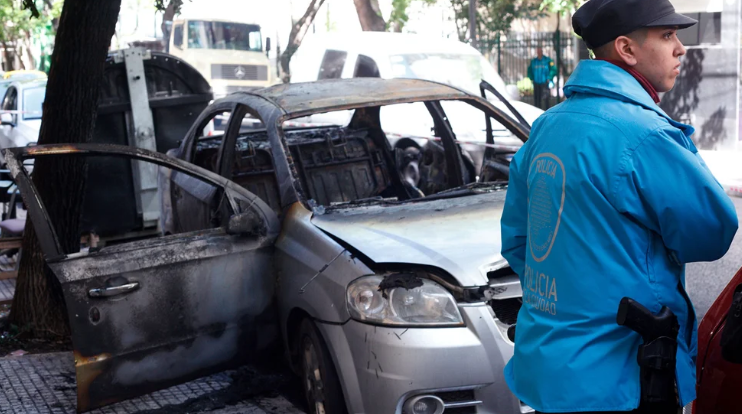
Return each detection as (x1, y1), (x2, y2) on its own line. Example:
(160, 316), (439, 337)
(572, 0), (698, 49)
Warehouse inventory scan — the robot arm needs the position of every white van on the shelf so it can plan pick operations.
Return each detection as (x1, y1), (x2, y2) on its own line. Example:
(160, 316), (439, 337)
(289, 32), (542, 161)
(168, 18), (275, 98)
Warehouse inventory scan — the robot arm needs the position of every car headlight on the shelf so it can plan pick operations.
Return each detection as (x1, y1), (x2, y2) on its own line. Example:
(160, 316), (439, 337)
(347, 275), (464, 326)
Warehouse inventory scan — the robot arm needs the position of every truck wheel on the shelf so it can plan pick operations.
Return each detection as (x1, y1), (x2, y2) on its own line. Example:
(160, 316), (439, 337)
(298, 318), (347, 414)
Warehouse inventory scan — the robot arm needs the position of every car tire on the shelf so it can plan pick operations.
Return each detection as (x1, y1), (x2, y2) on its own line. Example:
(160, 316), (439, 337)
(297, 318), (348, 414)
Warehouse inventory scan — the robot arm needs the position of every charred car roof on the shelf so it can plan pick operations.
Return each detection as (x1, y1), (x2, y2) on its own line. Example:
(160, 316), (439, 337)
(212, 78), (492, 119)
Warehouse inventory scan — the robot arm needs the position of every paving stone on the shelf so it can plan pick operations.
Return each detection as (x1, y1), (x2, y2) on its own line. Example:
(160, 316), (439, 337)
(0, 352), (304, 414)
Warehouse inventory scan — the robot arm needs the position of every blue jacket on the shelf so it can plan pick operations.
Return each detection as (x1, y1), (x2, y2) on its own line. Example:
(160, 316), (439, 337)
(501, 60), (738, 412)
(528, 56), (557, 85)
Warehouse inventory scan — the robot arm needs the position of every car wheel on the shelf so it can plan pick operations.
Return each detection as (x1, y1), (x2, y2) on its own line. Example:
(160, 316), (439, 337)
(298, 318), (347, 414)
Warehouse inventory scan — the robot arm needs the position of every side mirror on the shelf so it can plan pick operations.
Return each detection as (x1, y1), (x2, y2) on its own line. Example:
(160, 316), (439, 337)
(0, 113), (14, 126)
(266, 37), (271, 53)
(226, 210), (266, 236)
(505, 84), (521, 101)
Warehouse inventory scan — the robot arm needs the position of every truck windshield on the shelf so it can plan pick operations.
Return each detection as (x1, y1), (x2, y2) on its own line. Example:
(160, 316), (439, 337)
(187, 21), (262, 52)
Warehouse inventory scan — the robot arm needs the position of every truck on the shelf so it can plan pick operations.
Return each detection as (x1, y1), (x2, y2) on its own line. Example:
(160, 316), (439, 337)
(167, 17), (275, 98)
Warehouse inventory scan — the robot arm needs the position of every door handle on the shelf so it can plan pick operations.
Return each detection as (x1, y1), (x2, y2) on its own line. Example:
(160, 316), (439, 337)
(88, 282), (139, 298)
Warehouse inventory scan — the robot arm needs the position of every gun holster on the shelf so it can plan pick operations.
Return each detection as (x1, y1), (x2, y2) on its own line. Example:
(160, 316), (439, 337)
(637, 336), (677, 404)
(617, 297), (679, 408)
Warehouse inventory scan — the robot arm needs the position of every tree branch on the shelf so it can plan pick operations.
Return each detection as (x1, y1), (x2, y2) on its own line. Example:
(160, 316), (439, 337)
(279, 0), (326, 83)
(353, 0), (386, 31)
(21, 0), (40, 18)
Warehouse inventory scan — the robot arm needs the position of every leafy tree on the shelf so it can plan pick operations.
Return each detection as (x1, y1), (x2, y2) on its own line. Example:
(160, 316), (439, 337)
(280, 0), (326, 83)
(0, 0), (61, 71)
(353, 0), (385, 31)
(354, 0), (436, 33)
(449, 0), (545, 43)
(10, 0), (123, 338)
(155, 0), (186, 42)
(539, 0), (582, 31)
(388, 0), (437, 32)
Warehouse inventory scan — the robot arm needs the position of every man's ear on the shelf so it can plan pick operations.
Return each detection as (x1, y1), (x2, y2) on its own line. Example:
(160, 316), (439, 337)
(614, 35), (638, 66)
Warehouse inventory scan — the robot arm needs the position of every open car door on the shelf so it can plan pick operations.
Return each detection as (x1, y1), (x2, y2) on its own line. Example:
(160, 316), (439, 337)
(3, 144), (280, 413)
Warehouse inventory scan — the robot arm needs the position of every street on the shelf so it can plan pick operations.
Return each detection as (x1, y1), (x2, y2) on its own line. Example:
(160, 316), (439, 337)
(0, 352), (306, 414)
(687, 196), (742, 319)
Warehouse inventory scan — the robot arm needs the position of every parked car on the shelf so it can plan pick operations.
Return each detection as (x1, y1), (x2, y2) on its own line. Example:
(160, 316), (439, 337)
(288, 31), (541, 124)
(0, 69), (46, 99)
(287, 31), (540, 173)
(6, 78), (530, 413)
(0, 78), (46, 149)
(166, 78), (529, 414)
(694, 264), (742, 413)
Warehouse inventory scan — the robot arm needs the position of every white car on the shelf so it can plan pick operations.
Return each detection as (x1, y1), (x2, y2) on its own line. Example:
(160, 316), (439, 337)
(288, 32), (543, 172)
(0, 78), (45, 149)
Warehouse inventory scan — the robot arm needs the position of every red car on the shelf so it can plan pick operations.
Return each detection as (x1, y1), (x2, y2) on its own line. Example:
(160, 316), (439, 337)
(695, 265), (742, 413)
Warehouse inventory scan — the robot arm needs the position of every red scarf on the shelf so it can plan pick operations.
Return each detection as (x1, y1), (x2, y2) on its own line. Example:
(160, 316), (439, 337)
(598, 59), (660, 104)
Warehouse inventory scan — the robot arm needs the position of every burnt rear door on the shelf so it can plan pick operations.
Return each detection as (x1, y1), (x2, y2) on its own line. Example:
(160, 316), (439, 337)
(4, 145), (280, 413)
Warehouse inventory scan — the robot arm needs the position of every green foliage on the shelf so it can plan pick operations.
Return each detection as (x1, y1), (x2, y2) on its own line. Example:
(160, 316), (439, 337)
(450, 0), (546, 42)
(539, 0), (582, 14)
(0, 0), (61, 44)
(20, 0), (38, 18)
(388, 0), (436, 32)
(517, 76), (533, 96)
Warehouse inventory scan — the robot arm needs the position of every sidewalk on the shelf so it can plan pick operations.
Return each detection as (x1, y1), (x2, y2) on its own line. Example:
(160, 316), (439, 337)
(0, 352), (306, 414)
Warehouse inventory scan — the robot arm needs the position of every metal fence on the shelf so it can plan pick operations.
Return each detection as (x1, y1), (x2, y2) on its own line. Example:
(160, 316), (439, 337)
(479, 32), (579, 110)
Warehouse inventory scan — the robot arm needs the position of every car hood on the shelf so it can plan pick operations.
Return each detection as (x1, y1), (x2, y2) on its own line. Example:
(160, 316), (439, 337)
(310, 191), (507, 287)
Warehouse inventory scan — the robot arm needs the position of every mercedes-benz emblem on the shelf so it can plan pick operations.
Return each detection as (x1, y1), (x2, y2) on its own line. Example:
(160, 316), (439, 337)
(234, 66), (246, 79)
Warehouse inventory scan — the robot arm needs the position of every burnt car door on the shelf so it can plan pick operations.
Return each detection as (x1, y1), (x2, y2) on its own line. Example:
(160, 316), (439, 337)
(3, 144), (280, 413)
(167, 103), (237, 234)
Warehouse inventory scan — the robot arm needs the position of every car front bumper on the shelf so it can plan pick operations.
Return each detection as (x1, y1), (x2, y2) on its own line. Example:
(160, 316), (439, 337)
(317, 303), (531, 414)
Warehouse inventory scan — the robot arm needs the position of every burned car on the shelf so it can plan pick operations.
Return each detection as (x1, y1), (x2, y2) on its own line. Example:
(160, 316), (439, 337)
(166, 78), (531, 414)
(7, 78), (530, 413)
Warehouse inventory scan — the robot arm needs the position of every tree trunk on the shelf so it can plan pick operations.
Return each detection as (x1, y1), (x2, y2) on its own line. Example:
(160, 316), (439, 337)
(353, 0), (386, 32)
(160, 0), (177, 48)
(450, 0), (467, 42)
(9, 0), (122, 339)
(21, 33), (35, 70)
(279, 0), (326, 83)
(1, 42), (9, 71)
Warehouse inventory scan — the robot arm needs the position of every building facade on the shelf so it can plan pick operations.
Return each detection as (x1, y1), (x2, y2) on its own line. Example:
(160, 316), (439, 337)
(660, 0), (740, 152)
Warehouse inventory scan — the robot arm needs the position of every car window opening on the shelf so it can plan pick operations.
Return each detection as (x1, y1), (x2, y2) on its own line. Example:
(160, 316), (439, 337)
(192, 102), (513, 212)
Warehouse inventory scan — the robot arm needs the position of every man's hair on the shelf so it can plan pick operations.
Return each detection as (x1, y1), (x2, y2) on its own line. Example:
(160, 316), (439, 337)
(591, 28), (648, 58)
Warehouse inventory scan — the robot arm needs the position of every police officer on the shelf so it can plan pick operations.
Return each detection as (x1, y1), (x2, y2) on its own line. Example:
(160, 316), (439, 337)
(500, 0), (739, 413)
(527, 47), (557, 110)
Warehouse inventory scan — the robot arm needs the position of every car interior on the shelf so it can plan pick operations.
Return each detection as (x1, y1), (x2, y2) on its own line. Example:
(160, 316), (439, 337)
(187, 101), (489, 215)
